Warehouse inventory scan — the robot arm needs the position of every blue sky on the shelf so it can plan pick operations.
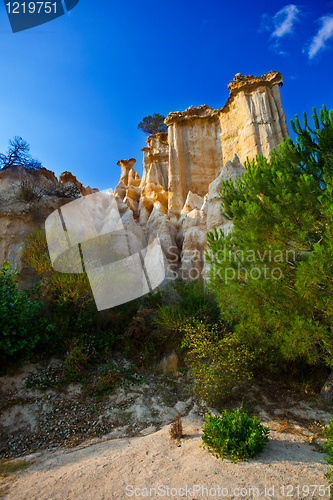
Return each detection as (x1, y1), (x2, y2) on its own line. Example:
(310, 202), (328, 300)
(0, 0), (332, 191)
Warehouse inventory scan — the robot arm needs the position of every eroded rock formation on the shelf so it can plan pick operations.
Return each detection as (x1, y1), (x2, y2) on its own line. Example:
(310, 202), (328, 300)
(165, 105), (223, 219)
(111, 70), (289, 280)
(0, 71), (289, 288)
(165, 70), (288, 218)
(140, 133), (169, 217)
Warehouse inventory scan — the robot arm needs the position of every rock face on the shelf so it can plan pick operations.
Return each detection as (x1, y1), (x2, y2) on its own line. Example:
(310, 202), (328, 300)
(165, 105), (224, 219)
(59, 171), (99, 197)
(165, 70), (289, 219)
(114, 71), (288, 280)
(0, 166), (80, 286)
(207, 154), (246, 234)
(117, 158), (141, 188)
(140, 133), (169, 217)
(220, 71), (289, 166)
(0, 71), (289, 289)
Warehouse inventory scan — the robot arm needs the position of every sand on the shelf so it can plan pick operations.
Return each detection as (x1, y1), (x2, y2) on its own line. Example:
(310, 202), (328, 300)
(2, 416), (331, 500)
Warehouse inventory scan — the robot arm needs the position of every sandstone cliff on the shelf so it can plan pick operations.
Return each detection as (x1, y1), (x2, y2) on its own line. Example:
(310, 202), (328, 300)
(165, 70), (289, 218)
(110, 70), (289, 280)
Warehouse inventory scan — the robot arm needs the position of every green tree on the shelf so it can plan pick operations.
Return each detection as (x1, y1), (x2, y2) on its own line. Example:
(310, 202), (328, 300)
(0, 136), (42, 170)
(0, 261), (55, 365)
(206, 105), (333, 370)
(137, 113), (167, 135)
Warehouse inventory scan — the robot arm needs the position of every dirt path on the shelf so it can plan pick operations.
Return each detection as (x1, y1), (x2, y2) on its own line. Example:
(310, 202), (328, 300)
(1, 416), (331, 500)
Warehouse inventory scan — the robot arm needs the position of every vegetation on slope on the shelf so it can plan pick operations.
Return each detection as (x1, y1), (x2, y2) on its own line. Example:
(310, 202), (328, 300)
(0, 105), (332, 408)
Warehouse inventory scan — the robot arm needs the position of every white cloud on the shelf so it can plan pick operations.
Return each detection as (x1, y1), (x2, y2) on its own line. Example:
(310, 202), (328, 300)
(308, 15), (333, 59)
(272, 4), (301, 38)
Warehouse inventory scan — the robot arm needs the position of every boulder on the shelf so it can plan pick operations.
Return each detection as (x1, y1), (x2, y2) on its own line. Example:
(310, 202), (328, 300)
(181, 192), (204, 215)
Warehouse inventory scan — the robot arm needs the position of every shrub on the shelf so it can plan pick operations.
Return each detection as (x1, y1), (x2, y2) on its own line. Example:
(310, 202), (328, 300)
(123, 308), (157, 363)
(63, 345), (89, 382)
(201, 409), (270, 463)
(14, 178), (46, 205)
(170, 414), (183, 440)
(153, 279), (220, 342)
(324, 419), (333, 498)
(22, 230), (94, 309)
(137, 114), (167, 135)
(0, 136), (42, 170)
(23, 229), (154, 363)
(48, 182), (81, 199)
(21, 230), (100, 351)
(0, 261), (55, 364)
(91, 361), (143, 396)
(206, 105), (333, 375)
(181, 320), (257, 405)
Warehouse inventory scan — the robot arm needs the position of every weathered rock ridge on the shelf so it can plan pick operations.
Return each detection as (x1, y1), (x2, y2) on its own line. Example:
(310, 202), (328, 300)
(59, 171), (99, 197)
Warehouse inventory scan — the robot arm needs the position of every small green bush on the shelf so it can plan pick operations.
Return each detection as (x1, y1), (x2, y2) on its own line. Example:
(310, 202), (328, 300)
(22, 230), (108, 353)
(154, 279), (220, 330)
(201, 408), (270, 463)
(63, 345), (89, 382)
(15, 178), (43, 204)
(324, 419), (333, 498)
(0, 261), (55, 364)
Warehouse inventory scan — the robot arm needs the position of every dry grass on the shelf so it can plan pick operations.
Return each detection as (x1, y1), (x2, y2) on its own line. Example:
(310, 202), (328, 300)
(0, 459), (31, 496)
(169, 414), (183, 441)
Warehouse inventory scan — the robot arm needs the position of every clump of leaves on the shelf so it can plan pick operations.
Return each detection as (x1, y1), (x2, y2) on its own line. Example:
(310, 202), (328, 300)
(0, 261), (55, 365)
(123, 308), (156, 362)
(154, 279), (220, 330)
(63, 345), (89, 382)
(49, 181), (81, 199)
(181, 320), (257, 406)
(201, 408), (270, 463)
(170, 414), (183, 440)
(14, 178), (46, 204)
(137, 113), (167, 135)
(91, 361), (143, 396)
(324, 419), (333, 498)
(21, 230), (101, 351)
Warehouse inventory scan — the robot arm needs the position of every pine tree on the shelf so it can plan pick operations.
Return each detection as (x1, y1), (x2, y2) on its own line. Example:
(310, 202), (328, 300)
(137, 113), (167, 135)
(206, 105), (333, 369)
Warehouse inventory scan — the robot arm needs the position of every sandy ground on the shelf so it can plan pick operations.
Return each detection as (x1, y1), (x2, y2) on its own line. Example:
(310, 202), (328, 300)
(1, 416), (331, 500)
